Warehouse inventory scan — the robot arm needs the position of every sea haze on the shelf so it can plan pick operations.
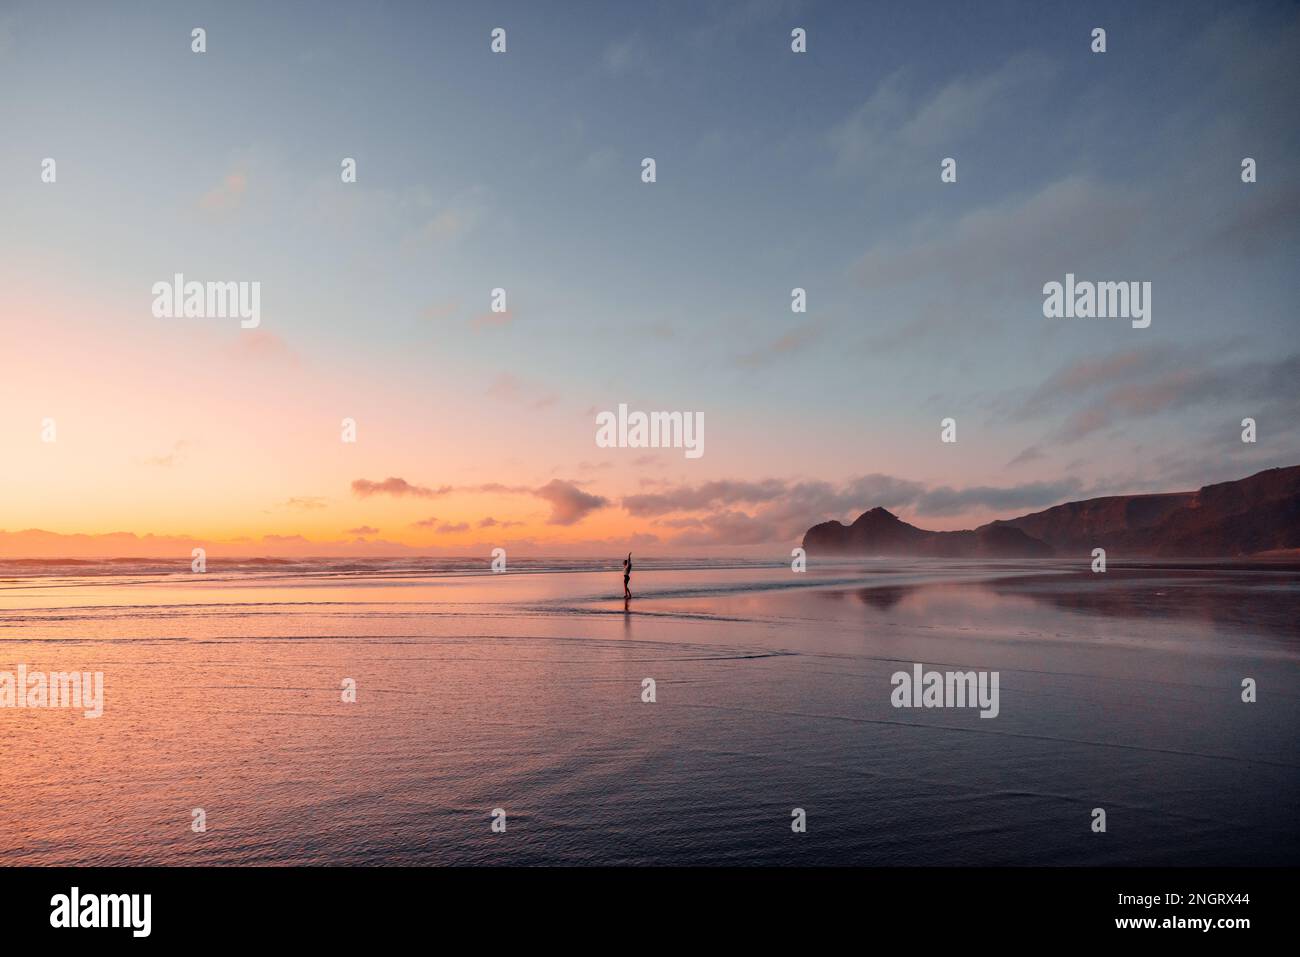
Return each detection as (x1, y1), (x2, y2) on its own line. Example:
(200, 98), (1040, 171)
(0, 558), (1295, 866)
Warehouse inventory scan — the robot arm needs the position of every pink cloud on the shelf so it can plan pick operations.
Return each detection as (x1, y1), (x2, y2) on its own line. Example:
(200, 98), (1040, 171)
(352, 477), (449, 499)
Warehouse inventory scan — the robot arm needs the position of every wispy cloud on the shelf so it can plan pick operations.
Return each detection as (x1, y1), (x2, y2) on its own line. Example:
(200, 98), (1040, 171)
(141, 440), (189, 468)
(1006, 445), (1044, 468)
(198, 171), (247, 213)
(471, 309), (513, 330)
(485, 373), (557, 408)
(478, 516), (523, 529)
(422, 299), (460, 323)
(830, 53), (1056, 176)
(225, 329), (297, 365)
(736, 321), (821, 367)
(1012, 347), (1300, 445)
(281, 497), (329, 511)
(351, 477), (450, 499)
(602, 34), (654, 77)
(405, 185), (491, 248)
(852, 175), (1143, 296)
(398, 479), (609, 527)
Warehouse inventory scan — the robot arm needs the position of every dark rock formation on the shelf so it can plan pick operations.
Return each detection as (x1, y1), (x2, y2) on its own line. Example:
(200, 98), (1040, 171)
(802, 466), (1300, 558)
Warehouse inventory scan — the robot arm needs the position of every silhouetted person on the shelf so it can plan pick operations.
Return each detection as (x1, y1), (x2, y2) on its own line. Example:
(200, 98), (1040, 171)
(622, 552), (632, 600)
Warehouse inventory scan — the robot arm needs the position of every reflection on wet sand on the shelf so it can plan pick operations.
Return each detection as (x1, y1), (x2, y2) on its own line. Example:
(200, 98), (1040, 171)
(834, 562), (1300, 642)
(0, 558), (1296, 866)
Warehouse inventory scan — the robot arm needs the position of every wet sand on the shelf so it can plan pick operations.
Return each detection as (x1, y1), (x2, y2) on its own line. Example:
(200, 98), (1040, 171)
(0, 558), (1295, 865)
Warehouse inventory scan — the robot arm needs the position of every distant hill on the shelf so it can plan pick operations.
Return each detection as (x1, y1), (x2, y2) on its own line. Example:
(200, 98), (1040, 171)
(801, 465), (1300, 558)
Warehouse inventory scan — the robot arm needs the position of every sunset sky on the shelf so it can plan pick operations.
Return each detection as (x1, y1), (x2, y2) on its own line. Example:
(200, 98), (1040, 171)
(1, 0), (1297, 557)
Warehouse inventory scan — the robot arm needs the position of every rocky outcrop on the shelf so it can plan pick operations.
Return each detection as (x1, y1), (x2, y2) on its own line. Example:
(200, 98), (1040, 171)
(802, 466), (1300, 558)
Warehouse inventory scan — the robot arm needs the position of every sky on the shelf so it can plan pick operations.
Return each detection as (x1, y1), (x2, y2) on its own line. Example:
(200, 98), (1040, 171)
(1, 0), (1297, 558)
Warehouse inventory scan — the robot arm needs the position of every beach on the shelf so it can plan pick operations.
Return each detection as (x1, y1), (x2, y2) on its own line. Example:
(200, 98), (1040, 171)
(1, 558), (1296, 866)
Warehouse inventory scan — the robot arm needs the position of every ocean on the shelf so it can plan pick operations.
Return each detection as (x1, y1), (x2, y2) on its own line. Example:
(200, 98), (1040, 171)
(1, 557), (1295, 866)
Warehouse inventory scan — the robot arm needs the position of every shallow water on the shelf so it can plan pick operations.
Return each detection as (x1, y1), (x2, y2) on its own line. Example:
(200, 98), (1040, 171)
(0, 558), (1295, 865)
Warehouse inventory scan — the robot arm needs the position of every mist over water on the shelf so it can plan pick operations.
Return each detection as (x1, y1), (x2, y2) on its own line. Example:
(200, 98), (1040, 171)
(1, 558), (1295, 865)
